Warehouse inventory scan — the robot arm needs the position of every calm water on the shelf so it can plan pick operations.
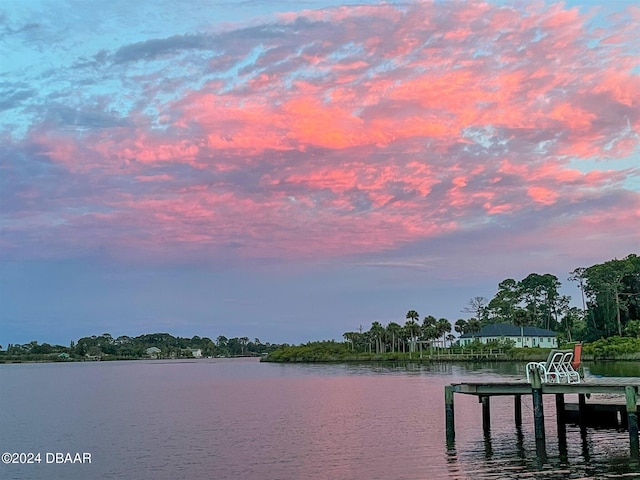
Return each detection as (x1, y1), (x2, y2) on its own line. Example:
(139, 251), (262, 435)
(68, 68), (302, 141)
(0, 359), (638, 480)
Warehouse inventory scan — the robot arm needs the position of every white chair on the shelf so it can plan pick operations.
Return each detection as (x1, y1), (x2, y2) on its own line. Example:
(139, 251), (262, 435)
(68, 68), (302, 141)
(526, 350), (565, 384)
(526, 349), (581, 384)
(558, 351), (581, 384)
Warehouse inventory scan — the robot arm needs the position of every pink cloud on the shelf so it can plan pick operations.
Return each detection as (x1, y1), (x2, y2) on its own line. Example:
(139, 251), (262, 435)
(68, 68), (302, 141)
(7, 0), (639, 262)
(134, 174), (174, 183)
(527, 186), (560, 205)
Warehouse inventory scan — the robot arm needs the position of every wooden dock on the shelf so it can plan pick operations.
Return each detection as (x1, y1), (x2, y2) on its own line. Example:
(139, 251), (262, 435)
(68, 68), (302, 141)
(445, 373), (640, 458)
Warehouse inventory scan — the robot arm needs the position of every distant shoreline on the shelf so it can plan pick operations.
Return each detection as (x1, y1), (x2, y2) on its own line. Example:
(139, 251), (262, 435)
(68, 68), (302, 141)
(0, 355), (260, 365)
(260, 355), (640, 363)
(2, 356), (640, 366)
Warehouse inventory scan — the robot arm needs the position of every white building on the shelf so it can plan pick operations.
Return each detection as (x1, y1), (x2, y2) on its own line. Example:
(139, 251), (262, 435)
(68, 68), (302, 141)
(458, 323), (558, 348)
(145, 346), (161, 358)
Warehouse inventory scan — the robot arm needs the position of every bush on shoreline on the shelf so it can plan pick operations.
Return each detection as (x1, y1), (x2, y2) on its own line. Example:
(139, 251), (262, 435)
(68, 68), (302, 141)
(583, 336), (640, 360)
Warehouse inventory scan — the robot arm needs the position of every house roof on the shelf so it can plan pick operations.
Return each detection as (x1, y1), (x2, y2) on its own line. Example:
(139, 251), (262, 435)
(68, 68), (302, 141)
(459, 323), (557, 339)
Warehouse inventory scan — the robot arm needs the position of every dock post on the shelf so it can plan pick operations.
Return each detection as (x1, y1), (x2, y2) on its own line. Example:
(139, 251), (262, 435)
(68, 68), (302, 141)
(578, 394), (587, 426)
(445, 385), (455, 446)
(514, 394), (522, 427)
(530, 366), (546, 457)
(481, 396), (491, 435)
(626, 386), (639, 458)
(555, 393), (565, 429)
(556, 394), (568, 461)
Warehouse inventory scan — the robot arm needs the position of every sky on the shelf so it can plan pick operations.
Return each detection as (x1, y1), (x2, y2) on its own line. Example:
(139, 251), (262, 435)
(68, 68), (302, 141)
(0, 0), (638, 346)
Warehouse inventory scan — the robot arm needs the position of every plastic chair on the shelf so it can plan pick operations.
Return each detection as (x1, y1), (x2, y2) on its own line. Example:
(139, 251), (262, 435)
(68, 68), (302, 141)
(559, 351), (581, 383)
(526, 350), (566, 383)
(526, 349), (581, 384)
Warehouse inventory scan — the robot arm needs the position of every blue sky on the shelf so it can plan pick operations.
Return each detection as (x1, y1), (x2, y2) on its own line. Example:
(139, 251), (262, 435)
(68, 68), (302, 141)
(1, 0), (638, 345)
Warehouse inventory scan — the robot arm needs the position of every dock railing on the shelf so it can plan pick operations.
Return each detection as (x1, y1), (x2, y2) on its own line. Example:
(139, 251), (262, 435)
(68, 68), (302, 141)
(427, 348), (507, 360)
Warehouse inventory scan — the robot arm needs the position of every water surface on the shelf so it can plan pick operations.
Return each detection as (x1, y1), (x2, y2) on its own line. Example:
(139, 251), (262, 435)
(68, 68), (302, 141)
(0, 359), (637, 479)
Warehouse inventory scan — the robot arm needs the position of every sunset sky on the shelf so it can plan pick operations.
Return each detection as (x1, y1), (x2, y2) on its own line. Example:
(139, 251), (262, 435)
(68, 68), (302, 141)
(1, 0), (638, 346)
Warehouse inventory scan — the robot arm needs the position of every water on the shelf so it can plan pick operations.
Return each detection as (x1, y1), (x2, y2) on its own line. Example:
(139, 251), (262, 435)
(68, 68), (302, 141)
(587, 361), (640, 378)
(0, 359), (638, 479)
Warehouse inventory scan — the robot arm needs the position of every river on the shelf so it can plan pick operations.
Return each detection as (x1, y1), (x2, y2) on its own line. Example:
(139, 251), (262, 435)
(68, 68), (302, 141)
(0, 358), (638, 479)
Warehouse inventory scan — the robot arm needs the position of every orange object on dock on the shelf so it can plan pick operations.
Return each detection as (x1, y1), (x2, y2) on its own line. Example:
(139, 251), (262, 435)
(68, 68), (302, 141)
(571, 343), (582, 371)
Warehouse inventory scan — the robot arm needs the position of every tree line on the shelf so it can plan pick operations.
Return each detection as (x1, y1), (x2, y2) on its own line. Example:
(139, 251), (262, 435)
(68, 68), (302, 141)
(1, 332), (284, 362)
(342, 253), (640, 354)
(342, 314), (457, 358)
(2, 254), (637, 362)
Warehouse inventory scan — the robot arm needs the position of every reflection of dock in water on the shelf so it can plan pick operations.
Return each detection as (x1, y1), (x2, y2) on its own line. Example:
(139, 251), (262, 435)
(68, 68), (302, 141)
(444, 376), (640, 459)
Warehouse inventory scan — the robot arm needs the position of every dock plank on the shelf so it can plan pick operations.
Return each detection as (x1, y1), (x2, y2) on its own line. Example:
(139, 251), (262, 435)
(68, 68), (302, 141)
(452, 377), (640, 396)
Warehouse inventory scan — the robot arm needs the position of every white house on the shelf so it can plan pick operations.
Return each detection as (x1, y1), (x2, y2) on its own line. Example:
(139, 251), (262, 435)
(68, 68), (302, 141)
(458, 323), (558, 348)
(146, 346), (161, 358)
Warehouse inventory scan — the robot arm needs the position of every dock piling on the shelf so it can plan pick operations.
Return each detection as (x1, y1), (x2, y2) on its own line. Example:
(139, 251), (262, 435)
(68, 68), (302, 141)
(481, 396), (491, 435)
(445, 385), (455, 446)
(555, 393), (565, 429)
(626, 386), (639, 458)
(556, 394), (568, 461)
(514, 394), (522, 427)
(578, 393), (587, 427)
(530, 365), (546, 454)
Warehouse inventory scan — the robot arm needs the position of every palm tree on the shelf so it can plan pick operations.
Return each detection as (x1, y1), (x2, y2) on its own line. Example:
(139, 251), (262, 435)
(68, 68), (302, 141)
(406, 310), (420, 323)
(399, 326), (409, 353)
(405, 310), (420, 357)
(421, 315), (438, 357)
(404, 318), (419, 358)
(370, 322), (385, 354)
(343, 332), (357, 351)
(513, 308), (535, 346)
(362, 331), (373, 353)
(437, 318), (452, 348)
(386, 322), (402, 353)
